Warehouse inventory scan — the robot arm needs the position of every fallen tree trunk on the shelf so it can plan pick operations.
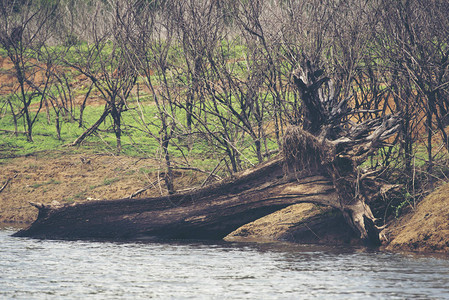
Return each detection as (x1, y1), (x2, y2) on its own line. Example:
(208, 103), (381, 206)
(14, 158), (342, 240)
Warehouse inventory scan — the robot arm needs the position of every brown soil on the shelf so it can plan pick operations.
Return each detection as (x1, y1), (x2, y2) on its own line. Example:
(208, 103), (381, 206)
(0, 151), (205, 223)
(224, 203), (360, 245)
(224, 203), (324, 243)
(0, 56), (111, 107)
(226, 183), (449, 253)
(383, 182), (449, 253)
(0, 56), (16, 94)
(0, 56), (154, 109)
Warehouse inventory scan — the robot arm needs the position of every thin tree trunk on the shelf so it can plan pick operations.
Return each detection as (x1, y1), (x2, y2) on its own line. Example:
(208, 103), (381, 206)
(68, 106), (110, 147)
(7, 99), (18, 137)
(111, 105), (122, 153)
(55, 111), (61, 140)
(162, 136), (175, 194)
(24, 106), (33, 142)
(78, 84), (93, 128)
(427, 93), (434, 186)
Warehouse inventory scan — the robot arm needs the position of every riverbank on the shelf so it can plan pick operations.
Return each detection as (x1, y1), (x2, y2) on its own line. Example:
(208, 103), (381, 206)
(382, 182), (449, 253)
(1, 151), (448, 253)
(224, 183), (449, 254)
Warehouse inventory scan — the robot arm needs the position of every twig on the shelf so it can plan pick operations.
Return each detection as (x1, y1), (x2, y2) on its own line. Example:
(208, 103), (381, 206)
(263, 149), (279, 157)
(201, 158), (225, 187)
(0, 174), (17, 193)
(304, 223), (321, 240)
(128, 178), (163, 199)
(413, 156), (416, 208)
(172, 166), (222, 181)
(176, 187), (197, 193)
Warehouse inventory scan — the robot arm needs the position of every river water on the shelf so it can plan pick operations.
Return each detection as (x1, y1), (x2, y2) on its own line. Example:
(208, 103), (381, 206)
(1, 228), (449, 299)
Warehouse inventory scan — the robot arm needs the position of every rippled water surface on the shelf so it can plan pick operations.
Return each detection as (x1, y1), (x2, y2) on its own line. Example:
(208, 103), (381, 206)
(2, 228), (449, 299)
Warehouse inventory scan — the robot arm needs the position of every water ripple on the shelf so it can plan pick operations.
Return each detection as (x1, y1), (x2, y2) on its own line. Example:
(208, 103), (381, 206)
(1, 228), (449, 299)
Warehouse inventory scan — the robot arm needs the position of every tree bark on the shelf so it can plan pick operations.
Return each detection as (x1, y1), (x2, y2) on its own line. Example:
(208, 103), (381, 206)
(66, 106), (110, 147)
(290, 57), (403, 244)
(15, 158), (341, 240)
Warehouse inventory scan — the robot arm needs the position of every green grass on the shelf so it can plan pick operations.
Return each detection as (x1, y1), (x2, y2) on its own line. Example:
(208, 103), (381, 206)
(103, 177), (120, 186)
(0, 38), (281, 174)
(30, 179), (61, 189)
(0, 97), (278, 175)
(0, 105), (157, 157)
(88, 177), (120, 190)
(74, 192), (87, 200)
(64, 197), (75, 203)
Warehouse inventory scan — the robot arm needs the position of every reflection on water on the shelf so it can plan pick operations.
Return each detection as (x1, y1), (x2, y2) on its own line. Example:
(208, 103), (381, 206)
(1, 227), (449, 299)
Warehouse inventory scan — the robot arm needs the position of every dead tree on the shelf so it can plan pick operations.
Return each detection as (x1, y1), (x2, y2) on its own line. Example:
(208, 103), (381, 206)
(0, 2), (58, 142)
(13, 158), (342, 241)
(288, 58), (401, 244)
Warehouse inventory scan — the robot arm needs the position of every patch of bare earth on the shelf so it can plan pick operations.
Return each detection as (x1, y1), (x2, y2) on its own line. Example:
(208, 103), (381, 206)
(384, 182), (449, 253)
(0, 151), (204, 224)
(225, 203), (360, 245)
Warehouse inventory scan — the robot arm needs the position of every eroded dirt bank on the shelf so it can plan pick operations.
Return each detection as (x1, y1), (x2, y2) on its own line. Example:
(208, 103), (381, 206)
(382, 183), (449, 253)
(224, 203), (360, 246)
(225, 183), (449, 253)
